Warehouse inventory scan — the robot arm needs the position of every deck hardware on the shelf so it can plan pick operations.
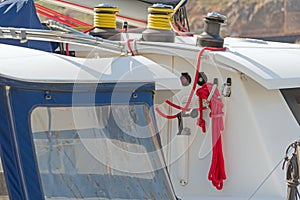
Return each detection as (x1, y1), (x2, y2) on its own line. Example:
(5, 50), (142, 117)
(177, 112), (183, 135)
(142, 4), (175, 42)
(180, 179), (188, 186)
(182, 127), (191, 135)
(132, 93), (138, 99)
(197, 12), (227, 48)
(0, 25), (126, 54)
(44, 91), (51, 100)
(20, 30), (27, 43)
(10, 30), (17, 38)
(283, 140), (300, 200)
(123, 21), (128, 32)
(180, 72), (191, 86)
(203, 78), (218, 108)
(221, 78), (232, 97)
(182, 108), (199, 118)
(197, 72), (207, 86)
(177, 127), (190, 187)
(89, 4), (121, 40)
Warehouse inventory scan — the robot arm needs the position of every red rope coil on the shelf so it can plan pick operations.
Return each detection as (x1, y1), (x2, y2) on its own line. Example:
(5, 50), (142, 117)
(196, 83), (226, 190)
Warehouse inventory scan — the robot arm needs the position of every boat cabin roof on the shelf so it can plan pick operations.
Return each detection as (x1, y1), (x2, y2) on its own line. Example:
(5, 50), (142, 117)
(0, 43), (180, 91)
(215, 38), (300, 89)
(2, 37), (300, 91)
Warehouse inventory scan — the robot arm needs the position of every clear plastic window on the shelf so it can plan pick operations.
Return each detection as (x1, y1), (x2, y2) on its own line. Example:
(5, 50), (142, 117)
(0, 158), (9, 200)
(30, 105), (175, 200)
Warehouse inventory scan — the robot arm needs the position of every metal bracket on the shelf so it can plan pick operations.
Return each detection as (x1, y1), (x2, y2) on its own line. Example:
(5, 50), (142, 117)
(182, 108), (199, 118)
(203, 78), (218, 108)
(10, 30), (17, 39)
(20, 30), (28, 43)
(177, 112), (183, 135)
(222, 78), (232, 97)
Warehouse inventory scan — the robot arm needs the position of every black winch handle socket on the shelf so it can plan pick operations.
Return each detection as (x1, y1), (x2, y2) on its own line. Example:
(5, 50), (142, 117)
(197, 72), (207, 86)
(180, 72), (192, 86)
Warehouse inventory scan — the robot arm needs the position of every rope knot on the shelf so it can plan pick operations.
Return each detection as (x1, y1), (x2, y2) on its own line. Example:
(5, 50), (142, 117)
(209, 112), (224, 118)
(197, 118), (206, 133)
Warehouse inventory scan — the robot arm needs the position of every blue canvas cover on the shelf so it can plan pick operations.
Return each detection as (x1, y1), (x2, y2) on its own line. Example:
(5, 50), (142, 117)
(0, 0), (56, 52)
(0, 79), (176, 200)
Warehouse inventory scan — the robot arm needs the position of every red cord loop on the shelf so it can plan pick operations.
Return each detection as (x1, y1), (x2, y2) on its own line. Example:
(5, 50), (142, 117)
(155, 107), (177, 119)
(166, 100), (184, 110)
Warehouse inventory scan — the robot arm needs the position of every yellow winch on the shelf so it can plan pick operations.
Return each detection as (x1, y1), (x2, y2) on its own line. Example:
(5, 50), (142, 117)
(93, 5), (120, 29)
(142, 4), (175, 43)
(89, 4), (120, 40)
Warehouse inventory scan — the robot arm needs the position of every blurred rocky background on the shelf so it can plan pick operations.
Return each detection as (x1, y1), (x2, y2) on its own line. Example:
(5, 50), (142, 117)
(186, 0), (300, 43)
(35, 0), (300, 43)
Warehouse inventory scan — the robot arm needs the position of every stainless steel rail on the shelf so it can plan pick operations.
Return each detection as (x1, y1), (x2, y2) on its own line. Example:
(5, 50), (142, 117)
(0, 22), (126, 54)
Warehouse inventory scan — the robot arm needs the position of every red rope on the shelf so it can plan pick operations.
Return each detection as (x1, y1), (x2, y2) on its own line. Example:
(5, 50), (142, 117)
(171, 22), (193, 37)
(165, 100), (183, 110)
(196, 83), (209, 132)
(155, 47), (226, 119)
(65, 43), (70, 56)
(52, 0), (147, 26)
(83, 26), (95, 33)
(36, 9), (76, 27)
(176, 20), (188, 32)
(126, 39), (135, 56)
(155, 107), (177, 119)
(196, 83), (226, 190)
(35, 4), (91, 27)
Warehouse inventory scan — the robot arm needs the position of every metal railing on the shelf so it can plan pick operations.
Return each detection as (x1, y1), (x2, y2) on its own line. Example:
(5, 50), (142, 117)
(0, 21), (126, 54)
